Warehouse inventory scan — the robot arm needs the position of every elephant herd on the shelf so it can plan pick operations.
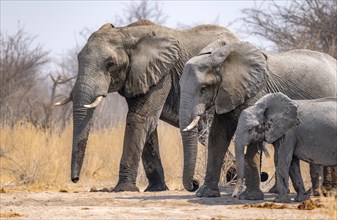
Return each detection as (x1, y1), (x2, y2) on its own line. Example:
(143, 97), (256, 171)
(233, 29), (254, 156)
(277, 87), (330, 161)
(55, 20), (337, 203)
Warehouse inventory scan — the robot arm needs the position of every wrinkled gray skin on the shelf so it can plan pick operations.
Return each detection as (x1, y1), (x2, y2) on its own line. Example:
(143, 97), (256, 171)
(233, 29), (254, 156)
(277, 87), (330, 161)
(179, 41), (337, 199)
(234, 93), (337, 203)
(60, 20), (239, 192)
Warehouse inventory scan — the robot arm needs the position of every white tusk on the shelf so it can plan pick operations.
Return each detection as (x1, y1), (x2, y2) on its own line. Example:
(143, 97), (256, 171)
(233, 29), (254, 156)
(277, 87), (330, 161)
(54, 97), (71, 106)
(183, 116), (201, 132)
(84, 96), (104, 108)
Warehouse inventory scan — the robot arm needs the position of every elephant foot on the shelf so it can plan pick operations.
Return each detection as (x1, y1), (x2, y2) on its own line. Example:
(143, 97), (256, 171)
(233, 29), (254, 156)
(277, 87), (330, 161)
(196, 184), (220, 197)
(144, 182), (169, 192)
(274, 194), (291, 203)
(239, 188), (264, 200)
(113, 182), (140, 192)
(294, 193), (310, 202)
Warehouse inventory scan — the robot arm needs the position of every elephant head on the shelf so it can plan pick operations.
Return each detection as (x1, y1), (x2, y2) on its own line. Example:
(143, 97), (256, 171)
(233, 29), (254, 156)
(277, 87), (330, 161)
(55, 21), (181, 183)
(232, 92), (298, 197)
(179, 41), (269, 191)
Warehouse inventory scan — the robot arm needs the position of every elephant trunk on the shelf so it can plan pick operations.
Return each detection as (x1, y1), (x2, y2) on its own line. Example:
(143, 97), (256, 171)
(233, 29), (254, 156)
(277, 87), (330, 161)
(232, 133), (247, 197)
(180, 127), (199, 191)
(179, 94), (202, 192)
(70, 71), (108, 183)
(235, 141), (245, 184)
(71, 105), (94, 183)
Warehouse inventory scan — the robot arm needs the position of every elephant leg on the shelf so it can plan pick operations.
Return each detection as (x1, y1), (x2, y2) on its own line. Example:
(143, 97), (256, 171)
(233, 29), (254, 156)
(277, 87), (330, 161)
(307, 164), (323, 196)
(196, 112), (236, 197)
(113, 75), (172, 192)
(239, 142), (264, 200)
(289, 157), (310, 202)
(113, 113), (145, 192)
(322, 166), (337, 196)
(268, 141), (290, 194)
(268, 142), (279, 194)
(273, 135), (297, 203)
(142, 127), (168, 192)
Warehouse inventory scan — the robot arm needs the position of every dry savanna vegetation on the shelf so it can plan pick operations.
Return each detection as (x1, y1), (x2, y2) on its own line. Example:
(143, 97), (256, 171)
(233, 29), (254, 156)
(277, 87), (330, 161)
(0, 121), (195, 190)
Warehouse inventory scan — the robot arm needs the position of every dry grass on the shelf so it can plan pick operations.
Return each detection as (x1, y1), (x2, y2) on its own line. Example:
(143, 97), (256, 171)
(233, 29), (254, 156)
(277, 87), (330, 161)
(0, 121), (206, 190)
(0, 212), (25, 218)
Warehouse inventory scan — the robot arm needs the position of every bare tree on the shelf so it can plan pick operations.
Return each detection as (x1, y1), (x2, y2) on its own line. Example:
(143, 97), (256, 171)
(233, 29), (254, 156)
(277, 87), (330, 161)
(115, 0), (168, 26)
(240, 0), (337, 58)
(0, 26), (49, 125)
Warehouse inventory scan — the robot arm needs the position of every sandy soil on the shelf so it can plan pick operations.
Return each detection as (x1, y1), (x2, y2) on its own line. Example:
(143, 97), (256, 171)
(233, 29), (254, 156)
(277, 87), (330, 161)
(1, 188), (336, 220)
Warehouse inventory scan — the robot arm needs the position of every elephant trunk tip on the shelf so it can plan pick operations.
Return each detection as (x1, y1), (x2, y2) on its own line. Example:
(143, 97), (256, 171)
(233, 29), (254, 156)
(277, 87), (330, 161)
(184, 179), (199, 192)
(71, 176), (79, 183)
(260, 172), (269, 182)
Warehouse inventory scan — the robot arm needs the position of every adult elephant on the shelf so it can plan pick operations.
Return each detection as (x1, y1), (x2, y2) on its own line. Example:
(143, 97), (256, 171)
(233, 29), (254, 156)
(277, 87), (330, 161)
(55, 20), (239, 192)
(179, 41), (337, 199)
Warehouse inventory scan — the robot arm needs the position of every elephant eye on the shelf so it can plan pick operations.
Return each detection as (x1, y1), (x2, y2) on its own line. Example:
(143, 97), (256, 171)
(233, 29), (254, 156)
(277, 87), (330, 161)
(200, 86), (207, 94)
(106, 62), (115, 70)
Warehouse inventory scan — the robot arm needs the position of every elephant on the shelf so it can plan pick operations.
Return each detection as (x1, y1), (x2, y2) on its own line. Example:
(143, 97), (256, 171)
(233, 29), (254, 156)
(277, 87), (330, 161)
(54, 19), (240, 192)
(179, 41), (337, 199)
(233, 92), (337, 203)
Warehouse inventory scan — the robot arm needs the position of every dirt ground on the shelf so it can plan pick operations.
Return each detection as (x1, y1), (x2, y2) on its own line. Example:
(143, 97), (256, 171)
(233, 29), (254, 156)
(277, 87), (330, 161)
(1, 187), (336, 220)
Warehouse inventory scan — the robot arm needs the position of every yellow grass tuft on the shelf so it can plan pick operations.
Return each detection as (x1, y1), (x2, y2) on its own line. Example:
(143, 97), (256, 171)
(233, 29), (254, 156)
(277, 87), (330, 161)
(0, 212), (25, 218)
(318, 195), (337, 219)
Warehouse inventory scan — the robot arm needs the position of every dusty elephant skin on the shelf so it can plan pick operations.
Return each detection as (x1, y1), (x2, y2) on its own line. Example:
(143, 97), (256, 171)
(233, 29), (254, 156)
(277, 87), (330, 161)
(179, 41), (337, 199)
(234, 93), (337, 203)
(54, 19), (239, 192)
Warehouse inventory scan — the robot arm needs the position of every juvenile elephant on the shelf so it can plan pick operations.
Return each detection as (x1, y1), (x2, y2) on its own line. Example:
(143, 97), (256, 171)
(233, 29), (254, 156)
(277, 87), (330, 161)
(233, 92), (337, 203)
(179, 41), (337, 199)
(54, 20), (239, 192)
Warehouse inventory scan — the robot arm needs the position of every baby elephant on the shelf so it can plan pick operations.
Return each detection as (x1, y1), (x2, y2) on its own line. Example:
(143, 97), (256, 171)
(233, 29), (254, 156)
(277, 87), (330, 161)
(233, 92), (337, 203)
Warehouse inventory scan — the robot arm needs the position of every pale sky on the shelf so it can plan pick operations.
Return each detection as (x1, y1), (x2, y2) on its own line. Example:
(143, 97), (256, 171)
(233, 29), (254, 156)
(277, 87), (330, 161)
(1, 1), (283, 58)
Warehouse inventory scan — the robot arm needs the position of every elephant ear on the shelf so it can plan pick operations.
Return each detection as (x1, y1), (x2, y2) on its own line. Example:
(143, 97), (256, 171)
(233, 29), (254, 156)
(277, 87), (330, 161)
(124, 36), (181, 98)
(255, 92), (298, 144)
(211, 42), (269, 114)
(198, 39), (228, 55)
